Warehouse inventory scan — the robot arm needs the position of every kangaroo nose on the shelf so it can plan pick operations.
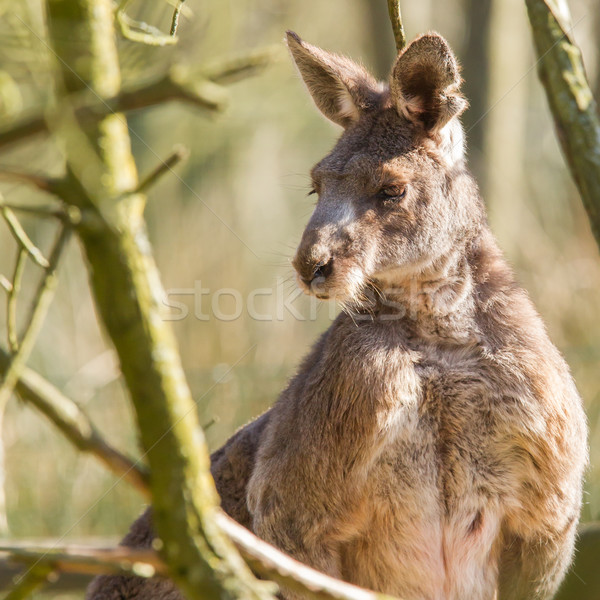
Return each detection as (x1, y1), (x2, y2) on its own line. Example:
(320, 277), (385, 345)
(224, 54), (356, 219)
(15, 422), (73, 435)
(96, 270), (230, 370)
(301, 257), (334, 286)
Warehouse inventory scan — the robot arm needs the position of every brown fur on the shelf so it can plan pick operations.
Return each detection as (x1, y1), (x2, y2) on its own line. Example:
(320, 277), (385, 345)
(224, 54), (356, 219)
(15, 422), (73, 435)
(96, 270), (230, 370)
(87, 32), (587, 600)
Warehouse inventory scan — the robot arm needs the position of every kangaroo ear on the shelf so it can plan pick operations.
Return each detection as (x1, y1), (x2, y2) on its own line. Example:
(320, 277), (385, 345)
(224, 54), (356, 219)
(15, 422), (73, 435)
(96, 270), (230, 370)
(390, 33), (467, 133)
(286, 31), (382, 128)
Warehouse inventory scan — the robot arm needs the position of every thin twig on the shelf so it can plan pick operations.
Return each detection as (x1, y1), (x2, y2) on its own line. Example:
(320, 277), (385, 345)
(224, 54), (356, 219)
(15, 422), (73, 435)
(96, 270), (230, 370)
(0, 170), (64, 196)
(7, 249), (26, 353)
(117, 0), (177, 46)
(136, 145), (189, 194)
(4, 564), (55, 600)
(0, 202), (66, 219)
(387, 0), (407, 52)
(0, 225), (70, 409)
(0, 545), (164, 578)
(200, 46), (283, 85)
(1, 208), (49, 268)
(0, 64), (247, 151)
(170, 0), (186, 36)
(0, 347), (150, 495)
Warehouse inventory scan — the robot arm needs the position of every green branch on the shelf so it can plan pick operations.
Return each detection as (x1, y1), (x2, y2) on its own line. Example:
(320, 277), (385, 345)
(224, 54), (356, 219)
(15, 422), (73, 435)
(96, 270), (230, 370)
(46, 1), (275, 598)
(525, 0), (600, 248)
(387, 0), (407, 52)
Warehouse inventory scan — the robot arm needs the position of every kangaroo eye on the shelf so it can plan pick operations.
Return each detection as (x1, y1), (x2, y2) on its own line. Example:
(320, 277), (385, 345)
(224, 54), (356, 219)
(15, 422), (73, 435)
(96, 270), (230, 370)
(377, 185), (407, 201)
(307, 188), (317, 196)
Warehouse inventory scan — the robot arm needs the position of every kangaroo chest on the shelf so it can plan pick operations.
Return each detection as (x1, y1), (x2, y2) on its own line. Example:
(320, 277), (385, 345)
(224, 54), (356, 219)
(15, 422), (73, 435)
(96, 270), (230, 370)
(341, 342), (512, 600)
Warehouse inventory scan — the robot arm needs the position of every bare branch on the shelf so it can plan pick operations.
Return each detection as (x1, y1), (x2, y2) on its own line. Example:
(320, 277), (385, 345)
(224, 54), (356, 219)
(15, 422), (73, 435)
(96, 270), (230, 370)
(0, 170), (65, 197)
(4, 564), (55, 600)
(0, 347), (150, 495)
(1, 208), (49, 268)
(170, 0), (186, 36)
(136, 145), (189, 194)
(0, 545), (164, 578)
(201, 46), (283, 85)
(216, 513), (399, 600)
(0, 225), (70, 408)
(7, 249), (26, 352)
(0, 202), (67, 220)
(0, 518), (402, 600)
(387, 0), (407, 53)
(0, 44), (280, 153)
(0, 72), (229, 152)
(525, 0), (600, 248)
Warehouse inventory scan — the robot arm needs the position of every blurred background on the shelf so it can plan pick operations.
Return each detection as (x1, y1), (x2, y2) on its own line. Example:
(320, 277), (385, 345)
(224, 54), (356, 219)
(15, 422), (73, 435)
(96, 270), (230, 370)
(0, 0), (599, 596)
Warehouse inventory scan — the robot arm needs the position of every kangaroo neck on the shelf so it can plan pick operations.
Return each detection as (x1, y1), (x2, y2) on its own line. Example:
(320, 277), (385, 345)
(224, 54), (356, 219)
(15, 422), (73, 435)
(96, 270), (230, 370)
(366, 240), (480, 344)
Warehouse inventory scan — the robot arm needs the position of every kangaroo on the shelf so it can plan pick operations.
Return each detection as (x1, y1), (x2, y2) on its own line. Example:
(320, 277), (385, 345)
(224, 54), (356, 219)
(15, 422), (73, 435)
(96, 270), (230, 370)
(87, 31), (588, 600)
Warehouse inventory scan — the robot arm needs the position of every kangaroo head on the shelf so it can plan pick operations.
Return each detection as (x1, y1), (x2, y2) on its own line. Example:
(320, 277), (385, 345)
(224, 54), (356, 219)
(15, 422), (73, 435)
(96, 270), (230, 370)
(288, 31), (485, 306)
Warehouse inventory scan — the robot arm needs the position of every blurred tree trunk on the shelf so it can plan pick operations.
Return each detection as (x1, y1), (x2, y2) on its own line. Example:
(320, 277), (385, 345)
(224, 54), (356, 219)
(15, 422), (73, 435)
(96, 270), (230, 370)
(44, 1), (272, 599)
(484, 0), (530, 253)
(365, 0), (397, 79)
(460, 0), (492, 184)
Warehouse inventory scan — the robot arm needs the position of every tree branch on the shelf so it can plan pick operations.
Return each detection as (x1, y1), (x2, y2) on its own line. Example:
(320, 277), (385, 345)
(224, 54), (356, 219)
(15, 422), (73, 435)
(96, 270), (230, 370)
(0, 545), (164, 578)
(117, 0), (178, 47)
(7, 249), (26, 352)
(0, 225), (70, 408)
(170, 0), (186, 37)
(0, 42), (283, 154)
(215, 513), (399, 600)
(0, 346), (150, 495)
(0, 516), (402, 600)
(0, 70), (228, 152)
(1, 207), (49, 268)
(387, 0), (407, 52)
(525, 0), (600, 248)
(136, 146), (189, 194)
(46, 2), (275, 599)
(200, 46), (283, 85)
(3, 564), (54, 600)
(0, 171), (65, 198)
